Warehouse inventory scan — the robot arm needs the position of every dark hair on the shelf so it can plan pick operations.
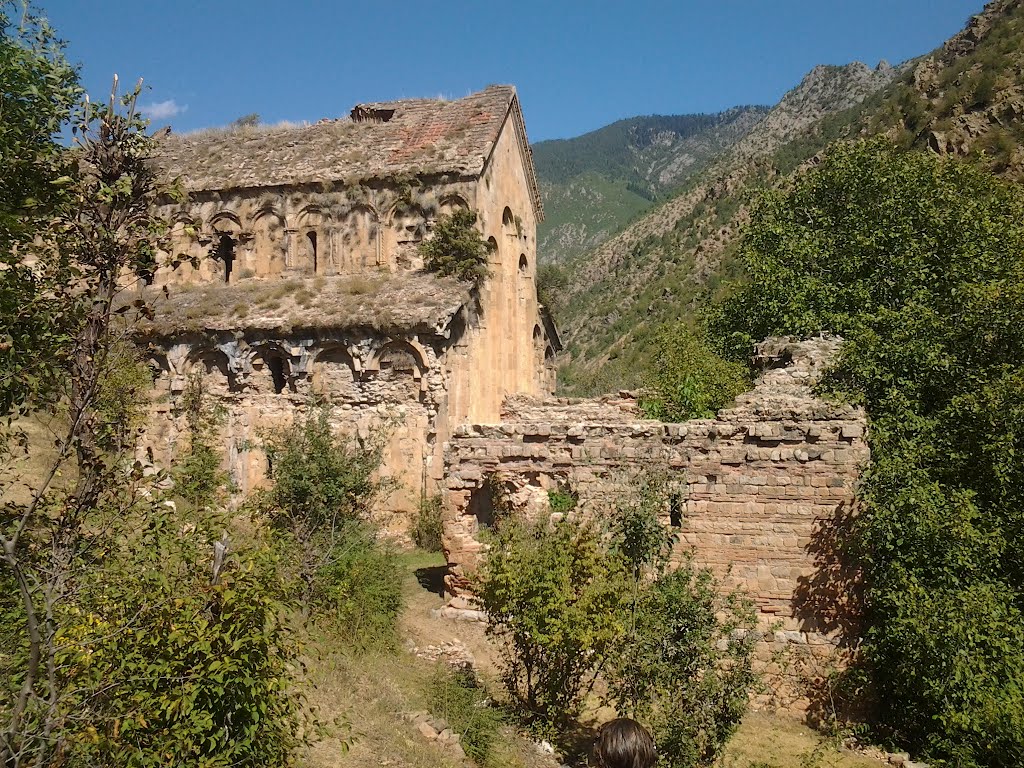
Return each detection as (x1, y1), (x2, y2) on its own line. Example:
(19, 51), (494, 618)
(594, 718), (656, 768)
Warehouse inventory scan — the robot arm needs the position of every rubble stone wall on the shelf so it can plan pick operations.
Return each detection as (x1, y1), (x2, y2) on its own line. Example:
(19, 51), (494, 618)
(442, 338), (869, 710)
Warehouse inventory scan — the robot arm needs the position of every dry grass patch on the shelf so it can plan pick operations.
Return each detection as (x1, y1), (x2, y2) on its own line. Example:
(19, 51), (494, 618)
(719, 712), (883, 768)
(302, 551), (534, 768)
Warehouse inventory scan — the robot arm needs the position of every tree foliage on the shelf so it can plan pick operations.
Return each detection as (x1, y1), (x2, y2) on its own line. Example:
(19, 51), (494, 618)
(475, 474), (758, 765)
(257, 406), (401, 645)
(639, 321), (750, 421)
(475, 516), (626, 728)
(0, 11), (314, 763)
(710, 139), (1024, 766)
(419, 209), (492, 283)
(0, 0), (81, 416)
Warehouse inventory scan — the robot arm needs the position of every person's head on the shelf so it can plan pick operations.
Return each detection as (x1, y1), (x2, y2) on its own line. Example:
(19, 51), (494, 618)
(593, 717), (656, 768)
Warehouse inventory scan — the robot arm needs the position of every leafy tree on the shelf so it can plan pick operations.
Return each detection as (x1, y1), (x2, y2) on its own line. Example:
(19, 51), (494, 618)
(710, 139), (1024, 766)
(476, 473), (759, 763)
(60, 506), (309, 768)
(419, 209), (493, 283)
(605, 474), (757, 768)
(257, 406), (401, 643)
(0, 0), (81, 416)
(639, 321), (750, 421)
(474, 517), (628, 729)
(0, 17), (313, 763)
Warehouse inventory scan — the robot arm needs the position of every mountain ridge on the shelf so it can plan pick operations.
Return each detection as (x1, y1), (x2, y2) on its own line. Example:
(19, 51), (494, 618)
(549, 0), (1024, 395)
(533, 106), (769, 264)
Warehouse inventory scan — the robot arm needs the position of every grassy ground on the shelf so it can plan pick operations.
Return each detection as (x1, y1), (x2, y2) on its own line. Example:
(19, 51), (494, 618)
(301, 551), (884, 768)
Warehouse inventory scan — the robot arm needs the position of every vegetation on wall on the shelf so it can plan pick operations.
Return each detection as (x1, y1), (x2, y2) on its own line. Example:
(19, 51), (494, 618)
(419, 209), (493, 283)
(638, 321), (750, 420)
(709, 139), (1024, 767)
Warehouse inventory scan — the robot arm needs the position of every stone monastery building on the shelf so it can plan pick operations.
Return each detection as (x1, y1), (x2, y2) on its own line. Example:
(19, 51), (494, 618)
(141, 86), (872, 703)
(142, 85), (559, 524)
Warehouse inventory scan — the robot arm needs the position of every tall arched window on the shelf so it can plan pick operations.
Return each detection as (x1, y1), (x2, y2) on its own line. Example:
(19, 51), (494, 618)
(216, 234), (235, 283)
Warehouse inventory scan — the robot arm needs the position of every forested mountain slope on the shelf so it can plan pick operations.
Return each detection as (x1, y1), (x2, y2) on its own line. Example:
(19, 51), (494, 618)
(549, 0), (1024, 395)
(532, 107), (768, 264)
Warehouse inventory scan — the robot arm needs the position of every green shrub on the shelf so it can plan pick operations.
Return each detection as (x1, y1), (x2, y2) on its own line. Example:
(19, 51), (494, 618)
(316, 521), (402, 649)
(605, 474), (757, 768)
(474, 517), (628, 729)
(419, 209), (492, 283)
(428, 666), (505, 766)
(57, 505), (311, 767)
(638, 321), (750, 421)
(173, 371), (230, 510)
(546, 487), (577, 516)
(258, 406), (401, 645)
(413, 494), (444, 552)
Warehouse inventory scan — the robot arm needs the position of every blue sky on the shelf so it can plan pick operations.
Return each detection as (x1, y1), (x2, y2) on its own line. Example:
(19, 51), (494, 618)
(43, 1), (984, 143)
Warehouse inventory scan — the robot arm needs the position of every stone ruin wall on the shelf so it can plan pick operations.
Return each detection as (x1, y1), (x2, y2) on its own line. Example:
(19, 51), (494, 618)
(442, 338), (869, 711)
(144, 327), (455, 532)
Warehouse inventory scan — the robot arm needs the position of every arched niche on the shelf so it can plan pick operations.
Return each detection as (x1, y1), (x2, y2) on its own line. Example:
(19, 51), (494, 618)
(249, 346), (291, 394)
(386, 201), (428, 270)
(366, 340), (426, 400)
(439, 194), (470, 216)
(501, 207), (517, 241)
(147, 353), (172, 396)
(486, 236), (499, 268)
(296, 207), (326, 275)
(311, 345), (357, 401)
(186, 348), (234, 397)
(518, 254), (529, 275)
(252, 209), (286, 277)
(336, 204), (379, 271)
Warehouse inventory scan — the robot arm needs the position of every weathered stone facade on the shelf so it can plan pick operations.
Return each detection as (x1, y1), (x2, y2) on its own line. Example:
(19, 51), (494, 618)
(442, 338), (869, 706)
(138, 86), (559, 524)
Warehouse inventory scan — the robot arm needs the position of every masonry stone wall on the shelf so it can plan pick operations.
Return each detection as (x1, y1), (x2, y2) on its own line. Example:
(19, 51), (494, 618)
(441, 338), (869, 710)
(143, 326), (460, 529)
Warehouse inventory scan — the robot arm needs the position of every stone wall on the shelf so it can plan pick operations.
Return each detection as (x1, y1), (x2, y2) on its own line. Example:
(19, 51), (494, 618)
(144, 325), (458, 531)
(441, 338), (869, 710)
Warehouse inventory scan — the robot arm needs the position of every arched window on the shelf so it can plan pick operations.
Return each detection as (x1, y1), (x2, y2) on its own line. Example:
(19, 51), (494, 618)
(252, 209), (286, 277)
(306, 231), (318, 274)
(250, 348), (290, 394)
(519, 254), (529, 274)
(501, 207), (517, 240)
(188, 349), (233, 395)
(216, 234), (235, 283)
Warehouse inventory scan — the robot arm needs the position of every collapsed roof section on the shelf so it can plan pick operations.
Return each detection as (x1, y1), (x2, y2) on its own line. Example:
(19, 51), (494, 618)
(133, 272), (473, 339)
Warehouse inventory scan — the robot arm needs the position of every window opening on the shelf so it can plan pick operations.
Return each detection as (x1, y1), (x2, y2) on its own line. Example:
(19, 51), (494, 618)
(669, 493), (683, 528)
(217, 234), (235, 283)
(306, 231), (318, 273)
(267, 356), (286, 394)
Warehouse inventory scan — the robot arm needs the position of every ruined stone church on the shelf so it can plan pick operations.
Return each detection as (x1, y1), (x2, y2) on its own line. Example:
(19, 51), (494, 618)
(139, 85), (870, 705)
(141, 85), (559, 526)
